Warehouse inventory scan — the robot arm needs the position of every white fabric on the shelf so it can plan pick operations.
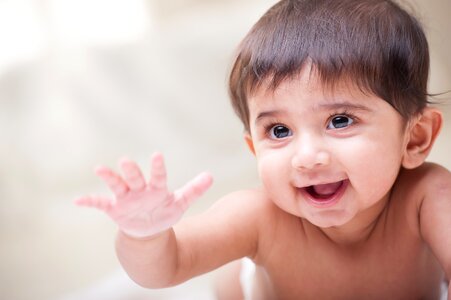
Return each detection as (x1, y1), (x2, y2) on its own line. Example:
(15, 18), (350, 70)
(239, 257), (256, 300)
(440, 281), (448, 300)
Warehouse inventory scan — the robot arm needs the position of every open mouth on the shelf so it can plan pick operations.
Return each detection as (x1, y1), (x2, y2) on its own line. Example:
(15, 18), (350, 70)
(306, 181), (344, 199)
(301, 180), (348, 206)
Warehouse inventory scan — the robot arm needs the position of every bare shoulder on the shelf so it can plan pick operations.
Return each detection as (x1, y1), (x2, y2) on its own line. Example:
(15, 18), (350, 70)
(210, 188), (277, 211)
(206, 187), (281, 230)
(396, 162), (451, 201)
(388, 163), (450, 235)
(411, 162), (451, 208)
(204, 188), (285, 259)
(191, 187), (280, 233)
(409, 163), (451, 276)
(172, 188), (279, 275)
(420, 162), (451, 193)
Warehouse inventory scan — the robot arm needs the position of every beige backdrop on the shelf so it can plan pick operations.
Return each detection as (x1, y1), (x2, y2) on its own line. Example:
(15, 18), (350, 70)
(0, 0), (449, 299)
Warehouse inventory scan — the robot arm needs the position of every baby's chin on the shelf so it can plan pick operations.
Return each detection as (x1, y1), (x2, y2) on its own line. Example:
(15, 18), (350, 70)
(303, 209), (355, 229)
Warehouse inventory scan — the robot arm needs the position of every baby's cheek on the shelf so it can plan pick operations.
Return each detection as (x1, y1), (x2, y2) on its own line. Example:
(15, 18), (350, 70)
(257, 156), (273, 183)
(350, 145), (402, 201)
(257, 153), (284, 187)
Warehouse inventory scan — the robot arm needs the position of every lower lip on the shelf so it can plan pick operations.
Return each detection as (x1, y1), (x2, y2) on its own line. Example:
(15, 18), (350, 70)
(300, 180), (349, 208)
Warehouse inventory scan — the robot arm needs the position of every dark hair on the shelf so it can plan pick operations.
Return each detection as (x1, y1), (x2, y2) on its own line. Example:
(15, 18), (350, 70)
(228, 0), (430, 132)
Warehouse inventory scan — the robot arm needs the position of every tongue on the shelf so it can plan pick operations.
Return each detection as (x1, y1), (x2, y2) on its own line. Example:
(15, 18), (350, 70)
(313, 181), (342, 196)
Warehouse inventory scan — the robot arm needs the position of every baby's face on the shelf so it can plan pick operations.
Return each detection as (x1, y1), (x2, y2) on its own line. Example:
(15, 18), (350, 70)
(247, 68), (411, 228)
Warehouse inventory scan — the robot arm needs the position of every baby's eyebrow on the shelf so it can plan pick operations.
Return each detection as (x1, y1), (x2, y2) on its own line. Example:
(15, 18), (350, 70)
(254, 102), (372, 126)
(254, 110), (283, 125)
(314, 101), (373, 112)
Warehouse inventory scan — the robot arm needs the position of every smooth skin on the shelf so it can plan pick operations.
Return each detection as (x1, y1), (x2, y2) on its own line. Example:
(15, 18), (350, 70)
(76, 67), (450, 299)
(76, 153), (213, 238)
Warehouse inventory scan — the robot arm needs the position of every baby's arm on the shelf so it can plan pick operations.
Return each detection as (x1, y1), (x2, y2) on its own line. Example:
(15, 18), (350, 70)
(418, 164), (451, 299)
(75, 153), (213, 287)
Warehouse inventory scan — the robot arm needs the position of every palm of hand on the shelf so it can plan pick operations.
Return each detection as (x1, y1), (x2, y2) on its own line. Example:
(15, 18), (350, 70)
(75, 153), (213, 238)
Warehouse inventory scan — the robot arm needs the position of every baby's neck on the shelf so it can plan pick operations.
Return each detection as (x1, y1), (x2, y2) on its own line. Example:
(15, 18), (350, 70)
(318, 194), (390, 247)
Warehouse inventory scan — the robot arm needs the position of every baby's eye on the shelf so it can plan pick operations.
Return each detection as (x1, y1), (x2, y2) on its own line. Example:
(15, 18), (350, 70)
(327, 115), (354, 129)
(269, 125), (292, 139)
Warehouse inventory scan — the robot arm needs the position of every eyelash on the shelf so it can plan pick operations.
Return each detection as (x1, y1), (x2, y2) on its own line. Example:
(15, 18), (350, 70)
(263, 120), (289, 138)
(262, 111), (359, 138)
(326, 110), (359, 129)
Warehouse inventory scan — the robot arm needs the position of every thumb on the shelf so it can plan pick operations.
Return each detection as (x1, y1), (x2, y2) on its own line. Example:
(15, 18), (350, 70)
(173, 172), (213, 211)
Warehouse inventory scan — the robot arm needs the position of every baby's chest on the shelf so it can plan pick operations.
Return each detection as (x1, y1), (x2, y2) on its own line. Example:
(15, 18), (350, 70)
(260, 238), (443, 299)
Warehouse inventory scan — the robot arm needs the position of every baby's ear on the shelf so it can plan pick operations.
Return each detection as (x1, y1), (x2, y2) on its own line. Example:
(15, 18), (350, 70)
(402, 107), (442, 169)
(244, 133), (256, 155)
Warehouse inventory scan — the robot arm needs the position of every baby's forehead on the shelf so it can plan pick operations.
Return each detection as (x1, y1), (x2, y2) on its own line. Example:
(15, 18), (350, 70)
(248, 70), (372, 105)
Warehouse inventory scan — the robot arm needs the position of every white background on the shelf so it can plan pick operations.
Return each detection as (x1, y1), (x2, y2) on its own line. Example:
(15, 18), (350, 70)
(0, 0), (449, 299)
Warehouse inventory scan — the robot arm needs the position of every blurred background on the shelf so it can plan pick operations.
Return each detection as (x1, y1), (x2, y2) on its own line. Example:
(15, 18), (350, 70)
(0, 0), (449, 299)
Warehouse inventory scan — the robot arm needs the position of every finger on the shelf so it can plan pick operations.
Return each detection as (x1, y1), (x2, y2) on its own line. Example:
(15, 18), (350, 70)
(119, 158), (146, 191)
(174, 172), (213, 211)
(74, 195), (114, 212)
(95, 166), (129, 197)
(149, 152), (167, 190)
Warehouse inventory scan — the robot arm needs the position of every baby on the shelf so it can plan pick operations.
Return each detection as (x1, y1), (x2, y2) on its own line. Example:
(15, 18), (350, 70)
(76, 0), (451, 299)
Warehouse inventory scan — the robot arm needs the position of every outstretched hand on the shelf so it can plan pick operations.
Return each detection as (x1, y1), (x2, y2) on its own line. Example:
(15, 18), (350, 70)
(75, 153), (213, 239)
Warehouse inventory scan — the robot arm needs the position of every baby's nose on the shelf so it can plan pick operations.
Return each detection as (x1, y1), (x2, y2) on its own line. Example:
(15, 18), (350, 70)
(291, 136), (330, 170)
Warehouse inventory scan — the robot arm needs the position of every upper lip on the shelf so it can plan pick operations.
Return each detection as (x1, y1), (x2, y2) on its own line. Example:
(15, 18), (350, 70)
(294, 178), (347, 189)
